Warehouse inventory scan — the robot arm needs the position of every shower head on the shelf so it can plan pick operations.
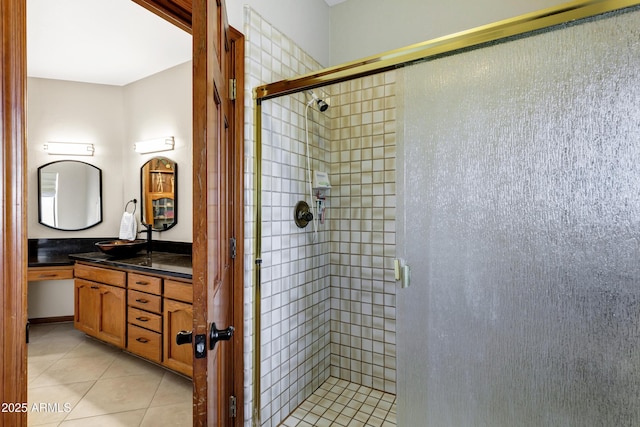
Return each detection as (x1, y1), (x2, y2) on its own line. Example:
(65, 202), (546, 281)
(308, 90), (329, 112)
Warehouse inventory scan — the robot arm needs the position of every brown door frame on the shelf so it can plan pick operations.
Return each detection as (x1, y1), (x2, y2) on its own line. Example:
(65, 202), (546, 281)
(1, 1), (244, 425)
(1, 0), (28, 425)
(229, 25), (245, 427)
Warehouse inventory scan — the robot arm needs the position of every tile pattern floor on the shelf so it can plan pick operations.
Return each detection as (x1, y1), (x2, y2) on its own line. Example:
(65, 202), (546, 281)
(27, 322), (192, 426)
(280, 377), (397, 427)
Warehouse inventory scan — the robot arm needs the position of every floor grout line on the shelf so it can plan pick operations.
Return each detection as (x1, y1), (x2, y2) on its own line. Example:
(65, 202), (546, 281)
(279, 376), (397, 427)
(27, 322), (192, 427)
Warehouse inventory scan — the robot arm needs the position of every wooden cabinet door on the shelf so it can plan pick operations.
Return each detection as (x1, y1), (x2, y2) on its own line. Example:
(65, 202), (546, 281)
(74, 279), (99, 336)
(163, 299), (193, 377)
(75, 275), (126, 348)
(97, 284), (126, 347)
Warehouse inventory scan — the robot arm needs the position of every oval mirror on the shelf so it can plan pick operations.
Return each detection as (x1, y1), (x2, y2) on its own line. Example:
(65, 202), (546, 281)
(37, 160), (103, 231)
(141, 157), (177, 231)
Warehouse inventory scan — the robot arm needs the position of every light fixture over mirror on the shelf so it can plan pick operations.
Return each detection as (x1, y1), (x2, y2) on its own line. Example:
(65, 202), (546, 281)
(140, 157), (177, 231)
(44, 142), (95, 156)
(134, 136), (175, 154)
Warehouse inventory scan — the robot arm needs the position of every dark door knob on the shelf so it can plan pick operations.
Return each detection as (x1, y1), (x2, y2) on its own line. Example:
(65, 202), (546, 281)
(209, 323), (234, 350)
(176, 330), (193, 345)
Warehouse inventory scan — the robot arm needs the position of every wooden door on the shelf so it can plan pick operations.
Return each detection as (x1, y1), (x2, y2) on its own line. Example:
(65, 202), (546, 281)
(191, 0), (237, 424)
(133, 0), (241, 425)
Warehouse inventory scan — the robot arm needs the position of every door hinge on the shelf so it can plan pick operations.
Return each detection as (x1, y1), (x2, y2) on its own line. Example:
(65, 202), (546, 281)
(230, 237), (237, 260)
(229, 78), (237, 101)
(229, 395), (237, 418)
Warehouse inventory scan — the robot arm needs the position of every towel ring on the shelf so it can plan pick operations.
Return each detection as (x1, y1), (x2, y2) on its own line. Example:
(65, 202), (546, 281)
(125, 199), (137, 214)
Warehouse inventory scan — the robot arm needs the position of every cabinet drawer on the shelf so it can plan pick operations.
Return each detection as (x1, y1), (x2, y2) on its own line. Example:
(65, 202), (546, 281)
(127, 324), (161, 363)
(164, 279), (193, 303)
(128, 307), (162, 333)
(128, 273), (162, 295)
(28, 266), (74, 281)
(128, 289), (162, 313)
(75, 263), (126, 288)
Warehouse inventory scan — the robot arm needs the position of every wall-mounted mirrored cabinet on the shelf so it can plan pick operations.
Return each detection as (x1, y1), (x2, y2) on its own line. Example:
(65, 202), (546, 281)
(37, 160), (103, 231)
(141, 157), (177, 231)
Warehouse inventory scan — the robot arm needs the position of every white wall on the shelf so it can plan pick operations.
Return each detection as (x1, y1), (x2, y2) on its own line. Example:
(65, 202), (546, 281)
(227, 0), (573, 71)
(27, 78), (126, 319)
(329, 0), (572, 65)
(227, 0), (331, 66)
(123, 61), (193, 242)
(27, 77), (126, 238)
(28, 64), (192, 242)
(28, 281), (75, 319)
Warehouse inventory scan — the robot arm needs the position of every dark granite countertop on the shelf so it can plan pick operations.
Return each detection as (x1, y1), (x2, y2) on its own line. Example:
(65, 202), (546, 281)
(28, 238), (192, 279)
(28, 253), (76, 267)
(69, 251), (192, 280)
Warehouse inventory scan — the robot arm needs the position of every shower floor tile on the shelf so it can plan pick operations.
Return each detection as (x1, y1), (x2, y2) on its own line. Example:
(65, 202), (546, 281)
(280, 377), (396, 427)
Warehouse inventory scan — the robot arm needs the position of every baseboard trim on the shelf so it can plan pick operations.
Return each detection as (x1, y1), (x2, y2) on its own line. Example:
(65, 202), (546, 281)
(28, 316), (74, 324)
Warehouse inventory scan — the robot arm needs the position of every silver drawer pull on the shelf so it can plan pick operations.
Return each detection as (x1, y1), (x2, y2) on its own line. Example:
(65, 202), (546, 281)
(135, 298), (149, 304)
(136, 316), (149, 322)
(136, 337), (149, 343)
(135, 281), (148, 285)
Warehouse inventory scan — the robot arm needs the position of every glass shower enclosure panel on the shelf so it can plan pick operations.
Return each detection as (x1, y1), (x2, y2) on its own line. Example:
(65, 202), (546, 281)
(397, 7), (640, 426)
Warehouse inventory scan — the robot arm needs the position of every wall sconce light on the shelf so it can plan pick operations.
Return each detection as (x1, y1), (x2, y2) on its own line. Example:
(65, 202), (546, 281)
(134, 136), (175, 154)
(44, 142), (95, 156)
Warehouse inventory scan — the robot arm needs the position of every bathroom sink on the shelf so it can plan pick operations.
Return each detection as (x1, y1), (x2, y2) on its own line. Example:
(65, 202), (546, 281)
(95, 240), (147, 258)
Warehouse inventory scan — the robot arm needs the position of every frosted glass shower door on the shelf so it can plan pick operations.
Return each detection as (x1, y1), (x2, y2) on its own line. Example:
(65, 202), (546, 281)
(397, 8), (640, 427)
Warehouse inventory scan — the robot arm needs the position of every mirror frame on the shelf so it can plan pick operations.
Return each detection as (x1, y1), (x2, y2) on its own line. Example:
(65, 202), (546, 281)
(140, 156), (178, 232)
(37, 160), (103, 231)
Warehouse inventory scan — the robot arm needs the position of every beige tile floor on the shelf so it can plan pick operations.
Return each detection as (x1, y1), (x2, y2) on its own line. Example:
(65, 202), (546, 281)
(27, 322), (192, 427)
(29, 323), (396, 427)
(279, 377), (397, 427)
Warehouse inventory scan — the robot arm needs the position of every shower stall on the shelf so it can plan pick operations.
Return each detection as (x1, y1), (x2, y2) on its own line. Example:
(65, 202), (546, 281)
(243, 8), (398, 426)
(246, 2), (640, 426)
(253, 73), (398, 426)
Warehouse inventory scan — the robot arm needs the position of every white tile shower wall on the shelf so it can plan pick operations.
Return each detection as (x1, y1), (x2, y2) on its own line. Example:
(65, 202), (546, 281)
(244, 7), (398, 426)
(328, 73), (397, 394)
(244, 8), (333, 427)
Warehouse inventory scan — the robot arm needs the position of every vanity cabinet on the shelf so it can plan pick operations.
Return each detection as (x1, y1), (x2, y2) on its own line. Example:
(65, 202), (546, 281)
(73, 262), (193, 377)
(74, 264), (126, 348)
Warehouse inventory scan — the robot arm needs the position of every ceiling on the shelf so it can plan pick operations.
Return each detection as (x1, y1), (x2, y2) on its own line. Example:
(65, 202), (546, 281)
(27, 0), (346, 86)
(27, 0), (192, 86)
(28, 0), (346, 86)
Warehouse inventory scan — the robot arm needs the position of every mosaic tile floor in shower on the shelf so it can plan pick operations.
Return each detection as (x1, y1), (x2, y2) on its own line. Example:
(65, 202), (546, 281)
(279, 377), (397, 427)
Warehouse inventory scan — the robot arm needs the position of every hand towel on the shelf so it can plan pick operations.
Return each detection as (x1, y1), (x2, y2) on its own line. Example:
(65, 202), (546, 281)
(118, 212), (137, 241)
